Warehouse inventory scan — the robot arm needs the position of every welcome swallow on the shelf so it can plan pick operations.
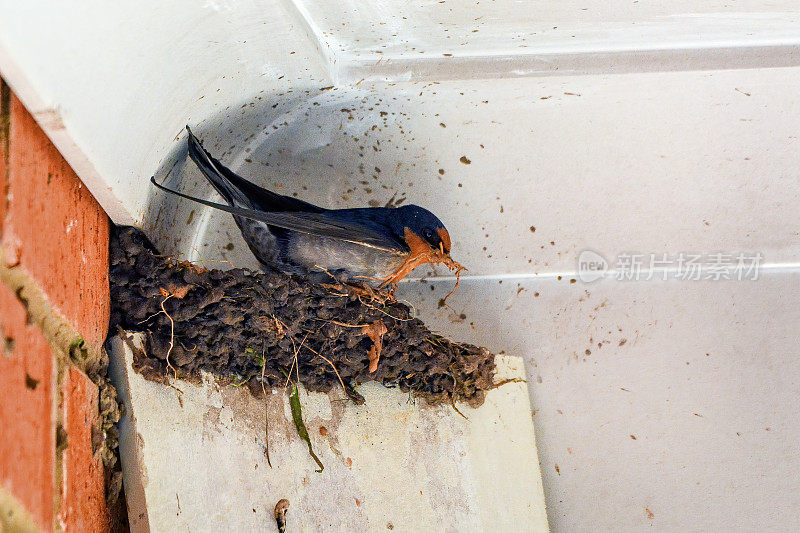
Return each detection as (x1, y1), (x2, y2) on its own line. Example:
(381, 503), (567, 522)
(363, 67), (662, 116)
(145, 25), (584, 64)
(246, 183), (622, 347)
(151, 127), (461, 288)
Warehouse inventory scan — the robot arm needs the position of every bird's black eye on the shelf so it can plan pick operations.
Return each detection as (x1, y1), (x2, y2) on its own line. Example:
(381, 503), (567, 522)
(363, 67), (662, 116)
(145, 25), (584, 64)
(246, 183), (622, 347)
(423, 228), (435, 241)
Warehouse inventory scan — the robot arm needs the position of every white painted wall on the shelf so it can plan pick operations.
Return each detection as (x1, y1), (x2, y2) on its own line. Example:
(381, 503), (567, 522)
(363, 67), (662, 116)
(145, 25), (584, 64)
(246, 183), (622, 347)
(2, 1), (799, 530)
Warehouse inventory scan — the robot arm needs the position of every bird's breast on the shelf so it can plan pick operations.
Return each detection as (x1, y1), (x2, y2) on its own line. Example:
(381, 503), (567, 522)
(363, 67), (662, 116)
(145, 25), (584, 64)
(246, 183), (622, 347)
(286, 233), (407, 282)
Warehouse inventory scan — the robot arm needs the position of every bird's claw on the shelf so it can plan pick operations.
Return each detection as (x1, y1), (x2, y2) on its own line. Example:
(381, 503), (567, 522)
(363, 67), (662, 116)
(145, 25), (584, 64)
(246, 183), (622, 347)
(321, 281), (395, 304)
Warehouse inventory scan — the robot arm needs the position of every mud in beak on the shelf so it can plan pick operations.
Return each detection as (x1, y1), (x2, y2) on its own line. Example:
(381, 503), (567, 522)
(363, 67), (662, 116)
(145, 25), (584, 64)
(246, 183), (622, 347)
(381, 228), (465, 287)
(437, 228), (452, 254)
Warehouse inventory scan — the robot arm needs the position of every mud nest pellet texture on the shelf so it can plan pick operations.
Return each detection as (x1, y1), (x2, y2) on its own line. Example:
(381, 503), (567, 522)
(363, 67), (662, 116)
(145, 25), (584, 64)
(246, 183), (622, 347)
(109, 226), (495, 407)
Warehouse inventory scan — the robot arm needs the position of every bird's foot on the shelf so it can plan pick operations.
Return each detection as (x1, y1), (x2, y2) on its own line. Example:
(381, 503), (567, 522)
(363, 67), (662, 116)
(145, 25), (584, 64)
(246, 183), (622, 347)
(321, 280), (395, 304)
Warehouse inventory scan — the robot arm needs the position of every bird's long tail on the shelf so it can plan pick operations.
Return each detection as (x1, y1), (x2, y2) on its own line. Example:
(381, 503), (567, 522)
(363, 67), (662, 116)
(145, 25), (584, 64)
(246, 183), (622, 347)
(185, 126), (252, 208)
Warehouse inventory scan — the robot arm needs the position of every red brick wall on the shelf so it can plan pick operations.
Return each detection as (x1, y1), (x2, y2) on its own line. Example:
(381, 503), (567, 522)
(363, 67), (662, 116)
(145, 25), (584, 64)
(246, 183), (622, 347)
(0, 78), (113, 532)
(0, 282), (56, 530)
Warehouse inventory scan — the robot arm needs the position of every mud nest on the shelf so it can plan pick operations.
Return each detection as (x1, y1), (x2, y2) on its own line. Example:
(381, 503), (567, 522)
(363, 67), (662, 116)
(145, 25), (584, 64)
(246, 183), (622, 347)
(109, 226), (495, 407)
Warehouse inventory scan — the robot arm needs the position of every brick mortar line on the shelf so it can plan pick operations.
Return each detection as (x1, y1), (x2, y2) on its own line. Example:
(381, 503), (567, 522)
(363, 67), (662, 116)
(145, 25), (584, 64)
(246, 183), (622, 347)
(53, 365), (65, 532)
(0, 256), (96, 365)
(0, 252), (112, 533)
